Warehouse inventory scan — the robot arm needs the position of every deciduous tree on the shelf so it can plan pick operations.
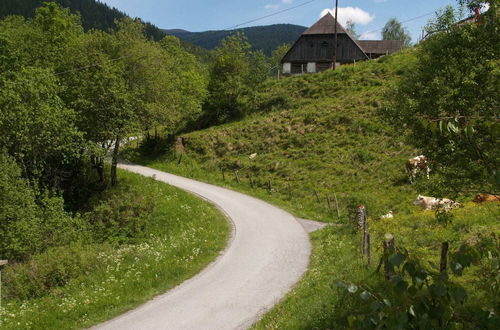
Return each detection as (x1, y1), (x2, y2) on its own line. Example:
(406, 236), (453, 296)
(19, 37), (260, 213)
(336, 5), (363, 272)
(382, 18), (412, 47)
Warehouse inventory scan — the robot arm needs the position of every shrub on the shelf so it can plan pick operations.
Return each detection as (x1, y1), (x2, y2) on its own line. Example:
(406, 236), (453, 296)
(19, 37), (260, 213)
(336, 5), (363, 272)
(0, 152), (89, 261)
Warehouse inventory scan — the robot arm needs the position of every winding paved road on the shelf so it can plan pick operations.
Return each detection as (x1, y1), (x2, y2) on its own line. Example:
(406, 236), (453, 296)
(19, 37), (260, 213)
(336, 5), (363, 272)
(95, 162), (311, 330)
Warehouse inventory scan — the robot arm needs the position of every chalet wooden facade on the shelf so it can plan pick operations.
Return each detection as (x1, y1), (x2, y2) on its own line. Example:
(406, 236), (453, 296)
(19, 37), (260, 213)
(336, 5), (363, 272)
(282, 13), (403, 74)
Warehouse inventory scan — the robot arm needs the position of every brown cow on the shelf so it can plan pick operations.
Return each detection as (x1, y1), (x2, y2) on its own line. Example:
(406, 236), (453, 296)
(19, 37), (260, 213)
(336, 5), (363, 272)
(406, 155), (430, 182)
(473, 193), (500, 203)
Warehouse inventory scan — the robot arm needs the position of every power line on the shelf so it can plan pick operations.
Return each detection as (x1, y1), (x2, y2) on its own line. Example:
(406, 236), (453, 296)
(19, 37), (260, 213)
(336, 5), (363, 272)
(361, 11), (437, 36)
(224, 0), (319, 31)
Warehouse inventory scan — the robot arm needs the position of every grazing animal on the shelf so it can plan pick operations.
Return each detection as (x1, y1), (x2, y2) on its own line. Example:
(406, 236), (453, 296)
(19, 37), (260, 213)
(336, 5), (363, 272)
(380, 211), (394, 219)
(473, 193), (500, 203)
(413, 195), (461, 211)
(406, 155), (430, 182)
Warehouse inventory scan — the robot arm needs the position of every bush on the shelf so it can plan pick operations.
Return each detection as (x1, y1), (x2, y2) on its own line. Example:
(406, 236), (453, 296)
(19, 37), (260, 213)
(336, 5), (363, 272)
(85, 186), (155, 245)
(3, 243), (106, 300)
(387, 8), (500, 194)
(0, 152), (90, 261)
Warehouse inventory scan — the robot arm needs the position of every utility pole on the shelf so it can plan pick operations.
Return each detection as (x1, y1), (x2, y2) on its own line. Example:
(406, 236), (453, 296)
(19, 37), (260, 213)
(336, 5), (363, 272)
(333, 0), (339, 70)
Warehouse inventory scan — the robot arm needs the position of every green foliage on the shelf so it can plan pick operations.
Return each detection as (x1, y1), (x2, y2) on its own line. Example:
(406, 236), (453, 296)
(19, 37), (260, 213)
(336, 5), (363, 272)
(0, 0), (166, 41)
(0, 67), (83, 185)
(339, 246), (470, 329)
(271, 43), (290, 71)
(0, 152), (89, 260)
(387, 7), (500, 194)
(339, 225), (499, 329)
(128, 52), (419, 224)
(202, 33), (253, 125)
(85, 184), (155, 245)
(458, 0), (495, 12)
(0, 170), (229, 329)
(425, 5), (465, 35)
(382, 18), (412, 47)
(126, 45), (499, 329)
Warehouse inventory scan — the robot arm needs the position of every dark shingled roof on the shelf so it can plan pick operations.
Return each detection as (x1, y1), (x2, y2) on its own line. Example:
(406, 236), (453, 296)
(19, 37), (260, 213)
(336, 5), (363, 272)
(358, 40), (403, 55)
(303, 12), (348, 35)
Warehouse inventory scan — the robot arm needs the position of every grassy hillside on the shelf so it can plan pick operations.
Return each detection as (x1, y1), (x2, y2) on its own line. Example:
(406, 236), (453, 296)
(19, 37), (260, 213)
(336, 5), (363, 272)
(164, 24), (306, 55)
(126, 50), (499, 328)
(127, 51), (418, 222)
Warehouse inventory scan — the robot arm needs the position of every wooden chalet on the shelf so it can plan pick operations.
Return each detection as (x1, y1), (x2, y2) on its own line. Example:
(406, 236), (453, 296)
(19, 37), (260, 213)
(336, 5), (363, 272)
(281, 13), (403, 74)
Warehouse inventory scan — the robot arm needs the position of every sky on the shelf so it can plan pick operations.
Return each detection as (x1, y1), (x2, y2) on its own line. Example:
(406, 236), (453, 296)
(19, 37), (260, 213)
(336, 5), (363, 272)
(99, 0), (463, 42)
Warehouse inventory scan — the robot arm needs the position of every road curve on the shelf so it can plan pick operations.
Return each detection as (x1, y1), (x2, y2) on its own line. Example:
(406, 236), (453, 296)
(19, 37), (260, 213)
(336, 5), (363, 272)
(95, 162), (311, 330)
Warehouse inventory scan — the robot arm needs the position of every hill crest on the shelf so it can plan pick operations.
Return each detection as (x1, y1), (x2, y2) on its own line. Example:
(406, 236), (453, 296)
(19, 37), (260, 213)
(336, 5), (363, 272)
(163, 24), (307, 55)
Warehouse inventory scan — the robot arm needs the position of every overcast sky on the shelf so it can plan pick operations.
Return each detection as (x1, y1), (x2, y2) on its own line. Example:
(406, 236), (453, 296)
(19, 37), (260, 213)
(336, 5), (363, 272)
(99, 0), (462, 41)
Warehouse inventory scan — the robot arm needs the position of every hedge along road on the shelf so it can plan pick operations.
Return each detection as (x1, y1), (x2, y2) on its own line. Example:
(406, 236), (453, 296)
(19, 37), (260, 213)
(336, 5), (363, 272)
(94, 161), (311, 330)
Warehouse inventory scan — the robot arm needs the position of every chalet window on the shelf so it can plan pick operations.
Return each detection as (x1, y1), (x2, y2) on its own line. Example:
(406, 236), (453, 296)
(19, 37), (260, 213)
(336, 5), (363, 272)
(321, 41), (328, 47)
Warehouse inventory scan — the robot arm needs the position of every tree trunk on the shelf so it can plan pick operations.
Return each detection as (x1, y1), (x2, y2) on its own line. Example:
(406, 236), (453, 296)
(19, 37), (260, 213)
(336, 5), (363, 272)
(91, 156), (105, 183)
(97, 158), (105, 183)
(111, 137), (121, 186)
(440, 242), (449, 273)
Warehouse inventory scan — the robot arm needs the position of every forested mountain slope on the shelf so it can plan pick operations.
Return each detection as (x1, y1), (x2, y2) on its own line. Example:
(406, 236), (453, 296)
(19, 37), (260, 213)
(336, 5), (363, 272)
(164, 24), (307, 55)
(0, 0), (213, 61)
(0, 0), (164, 40)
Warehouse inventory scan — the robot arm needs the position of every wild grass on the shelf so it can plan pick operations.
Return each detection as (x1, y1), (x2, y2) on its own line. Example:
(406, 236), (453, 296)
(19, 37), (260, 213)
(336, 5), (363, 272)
(125, 51), (419, 223)
(124, 50), (498, 328)
(253, 203), (499, 329)
(0, 169), (229, 329)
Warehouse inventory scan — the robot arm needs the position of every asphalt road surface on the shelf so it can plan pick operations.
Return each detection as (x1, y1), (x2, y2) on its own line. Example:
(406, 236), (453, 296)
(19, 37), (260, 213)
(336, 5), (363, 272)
(94, 162), (311, 330)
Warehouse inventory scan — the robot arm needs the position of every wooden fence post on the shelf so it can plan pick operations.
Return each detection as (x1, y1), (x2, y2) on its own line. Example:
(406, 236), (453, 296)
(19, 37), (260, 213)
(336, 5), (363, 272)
(333, 192), (340, 219)
(221, 167), (225, 181)
(440, 242), (449, 273)
(234, 170), (241, 184)
(314, 190), (321, 203)
(383, 237), (396, 281)
(367, 233), (371, 266)
(362, 212), (368, 256)
(326, 194), (332, 210)
(268, 180), (273, 193)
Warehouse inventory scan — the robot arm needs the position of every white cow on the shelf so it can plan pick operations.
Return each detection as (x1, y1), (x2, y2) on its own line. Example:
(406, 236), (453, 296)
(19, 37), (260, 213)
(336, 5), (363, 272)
(413, 195), (461, 211)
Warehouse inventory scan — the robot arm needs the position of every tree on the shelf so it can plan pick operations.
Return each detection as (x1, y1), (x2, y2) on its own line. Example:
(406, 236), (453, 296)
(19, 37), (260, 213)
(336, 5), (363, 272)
(271, 43), (290, 77)
(203, 33), (252, 125)
(156, 36), (207, 135)
(346, 19), (360, 39)
(0, 151), (88, 260)
(458, 0), (495, 12)
(247, 50), (270, 86)
(0, 67), (83, 186)
(382, 18), (412, 47)
(425, 5), (464, 36)
(386, 3), (499, 194)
